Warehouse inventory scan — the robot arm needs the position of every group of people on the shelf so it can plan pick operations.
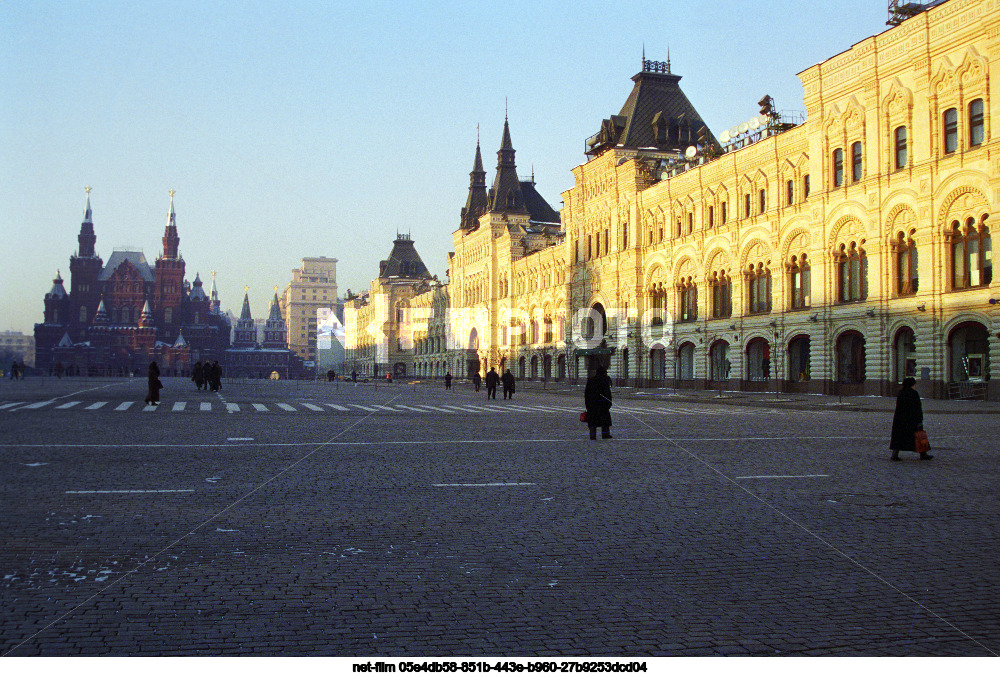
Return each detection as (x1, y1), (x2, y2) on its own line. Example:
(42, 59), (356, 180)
(444, 367), (517, 400)
(191, 360), (223, 392)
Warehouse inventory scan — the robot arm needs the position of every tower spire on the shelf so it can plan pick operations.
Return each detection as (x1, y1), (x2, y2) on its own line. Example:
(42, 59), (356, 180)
(162, 188), (180, 259)
(77, 186), (97, 258)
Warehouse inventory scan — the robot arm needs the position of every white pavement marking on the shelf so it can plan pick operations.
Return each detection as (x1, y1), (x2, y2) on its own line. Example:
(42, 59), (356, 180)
(277, 403), (297, 411)
(21, 400), (56, 410)
(226, 403), (240, 413)
(326, 404), (350, 411)
(65, 489), (195, 494)
(172, 402), (187, 412)
(55, 401), (82, 409)
(395, 405), (429, 412)
(301, 403), (324, 412)
(434, 482), (536, 487)
(227, 437), (254, 441)
(115, 402), (133, 411)
(351, 404), (376, 412)
(735, 474), (830, 480)
(200, 402), (212, 411)
(0, 401), (25, 410)
(420, 405), (453, 413)
(441, 405), (482, 413)
(252, 403), (268, 412)
(85, 402), (108, 410)
(372, 405), (399, 412)
(143, 404), (158, 412)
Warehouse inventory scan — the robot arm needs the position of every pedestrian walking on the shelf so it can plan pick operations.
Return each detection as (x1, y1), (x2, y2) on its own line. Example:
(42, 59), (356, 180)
(501, 369), (515, 399)
(485, 367), (499, 399)
(352, 370), (358, 383)
(584, 365), (613, 440)
(192, 361), (204, 390)
(890, 377), (931, 460)
(472, 371), (482, 392)
(9, 361), (18, 380)
(209, 361), (222, 391)
(144, 361), (162, 406)
(445, 372), (452, 390)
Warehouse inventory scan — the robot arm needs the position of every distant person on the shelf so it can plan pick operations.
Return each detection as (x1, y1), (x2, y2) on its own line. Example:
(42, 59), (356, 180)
(501, 369), (515, 399)
(327, 369), (335, 382)
(444, 372), (452, 390)
(472, 371), (482, 392)
(192, 361), (204, 390)
(584, 365), (613, 440)
(55, 362), (63, 379)
(210, 361), (222, 391)
(144, 361), (162, 406)
(386, 372), (393, 384)
(890, 377), (931, 461)
(351, 370), (358, 383)
(9, 361), (18, 380)
(485, 367), (499, 399)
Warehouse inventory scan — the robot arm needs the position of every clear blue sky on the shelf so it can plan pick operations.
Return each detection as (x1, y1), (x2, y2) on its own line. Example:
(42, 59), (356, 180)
(1, 0), (888, 333)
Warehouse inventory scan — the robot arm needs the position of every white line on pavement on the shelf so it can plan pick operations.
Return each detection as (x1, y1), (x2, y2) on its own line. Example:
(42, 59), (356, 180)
(433, 482), (536, 487)
(55, 401), (82, 409)
(65, 489), (195, 494)
(301, 403), (324, 411)
(326, 404), (350, 411)
(115, 402), (133, 411)
(351, 404), (376, 412)
(200, 402), (212, 411)
(226, 403), (240, 413)
(85, 402), (108, 410)
(0, 402), (24, 409)
(252, 403), (268, 412)
(277, 403), (297, 411)
(172, 402), (186, 412)
(735, 474), (830, 480)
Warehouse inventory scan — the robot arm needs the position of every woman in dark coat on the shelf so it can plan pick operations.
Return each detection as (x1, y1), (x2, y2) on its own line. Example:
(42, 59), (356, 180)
(145, 361), (162, 406)
(192, 361), (204, 391)
(584, 365), (613, 440)
(890, 377), (931, 460)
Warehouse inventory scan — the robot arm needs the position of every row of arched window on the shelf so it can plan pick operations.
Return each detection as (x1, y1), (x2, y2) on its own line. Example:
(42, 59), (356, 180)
(652, 218), (992, 321)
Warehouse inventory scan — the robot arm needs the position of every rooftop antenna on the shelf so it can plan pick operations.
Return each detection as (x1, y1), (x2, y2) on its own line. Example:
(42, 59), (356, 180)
(666, 46), (671, 74)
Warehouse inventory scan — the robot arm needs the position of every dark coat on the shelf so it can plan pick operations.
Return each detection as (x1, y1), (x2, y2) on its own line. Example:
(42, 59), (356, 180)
(584, 371), (613, 428)
(146, 363), (162, 403)
(501, 371), (515, 392)
(889, 386), (923, 451)
(485, 371), (500, 388)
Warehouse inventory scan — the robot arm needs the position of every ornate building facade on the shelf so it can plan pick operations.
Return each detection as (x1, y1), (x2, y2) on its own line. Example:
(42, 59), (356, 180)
(349, 0), (999, 399)
(225, 290), (306, 379)
(280, 256), (341, 367)
(34, 191), (231, 376)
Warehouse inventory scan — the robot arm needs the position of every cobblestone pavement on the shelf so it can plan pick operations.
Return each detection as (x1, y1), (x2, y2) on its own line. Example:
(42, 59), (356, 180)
(1, 377), (998, 656)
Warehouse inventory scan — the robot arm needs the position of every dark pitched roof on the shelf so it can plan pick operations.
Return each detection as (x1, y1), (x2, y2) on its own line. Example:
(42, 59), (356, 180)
(379, 235), (433, 280)
(98, 251), (155, 282)
(520, 181), (560, 225)
(587, 60), (717, 156)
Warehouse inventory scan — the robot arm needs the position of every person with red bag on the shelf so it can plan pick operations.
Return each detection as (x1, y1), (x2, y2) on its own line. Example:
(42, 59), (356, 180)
(890, 377), (932, 461)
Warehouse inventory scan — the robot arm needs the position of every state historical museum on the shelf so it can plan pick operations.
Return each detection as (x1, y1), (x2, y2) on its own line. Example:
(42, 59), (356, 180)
(34, 191), (231, 376)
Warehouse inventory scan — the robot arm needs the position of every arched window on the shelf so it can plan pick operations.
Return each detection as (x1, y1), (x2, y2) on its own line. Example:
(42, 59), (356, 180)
(950, 216), (992, 289)
(893, 328), (916, 382)
(894, 126), (908, 169)
(747, 263), (772, 315)
(969, 99), (984, 147)
(709, 341), (730, 381)
(709, 271), (732, 319)
(678, 278), (697, 322)
(943, 107), (958, 154)
(678, 343), (695, 380)
(894, 232), (919, 296)
(851, 141), (863, 182)
(837, 242), (868, 302)
(788, 335), (811, 382)
(789, 254), (811, 309)
(544, 317), (553, 343)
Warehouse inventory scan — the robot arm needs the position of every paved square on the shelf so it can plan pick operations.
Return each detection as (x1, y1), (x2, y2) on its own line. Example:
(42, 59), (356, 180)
(1, 377), (998, 656)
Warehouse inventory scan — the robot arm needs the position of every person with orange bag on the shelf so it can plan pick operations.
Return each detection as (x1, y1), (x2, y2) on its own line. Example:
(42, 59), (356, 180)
(890, 377), (932, 461)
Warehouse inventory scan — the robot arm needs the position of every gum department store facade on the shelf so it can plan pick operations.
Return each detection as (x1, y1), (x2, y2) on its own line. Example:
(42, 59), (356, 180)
(346, 0), (1000, 400)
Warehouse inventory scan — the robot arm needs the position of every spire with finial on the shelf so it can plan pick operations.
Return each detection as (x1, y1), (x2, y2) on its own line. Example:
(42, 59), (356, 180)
(667, 46), (671, 73)
(77, 186), (97, 258)
(487, 112), (526, 214)
(162, 189), (180, 259)
(461, 127), (489, 230)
